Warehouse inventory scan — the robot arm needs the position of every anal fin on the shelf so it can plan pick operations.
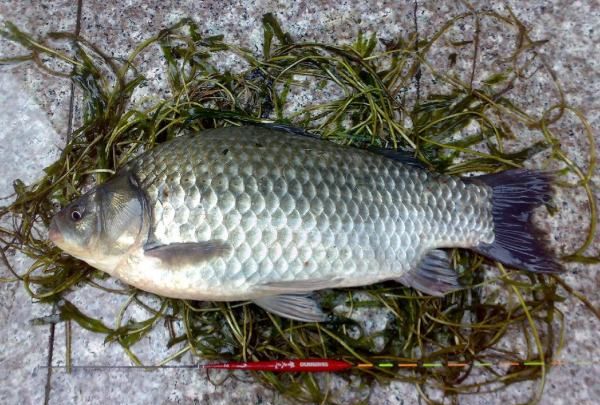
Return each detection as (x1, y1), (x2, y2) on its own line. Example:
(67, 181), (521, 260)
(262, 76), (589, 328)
(397, 249), (460, 296)
(253, 294), (327, 322)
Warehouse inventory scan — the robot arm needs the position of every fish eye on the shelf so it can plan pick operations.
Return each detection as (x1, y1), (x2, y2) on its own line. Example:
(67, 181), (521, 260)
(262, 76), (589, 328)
(70, 207), (83, 222)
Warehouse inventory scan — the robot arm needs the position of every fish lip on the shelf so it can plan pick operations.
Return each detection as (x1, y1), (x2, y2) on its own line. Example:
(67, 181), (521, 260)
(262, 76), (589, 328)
(48, 218), (64, 245)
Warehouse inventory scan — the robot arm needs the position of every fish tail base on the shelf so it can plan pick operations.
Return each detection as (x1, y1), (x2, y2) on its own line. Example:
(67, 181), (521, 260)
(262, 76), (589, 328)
(468, 169), (563, 274)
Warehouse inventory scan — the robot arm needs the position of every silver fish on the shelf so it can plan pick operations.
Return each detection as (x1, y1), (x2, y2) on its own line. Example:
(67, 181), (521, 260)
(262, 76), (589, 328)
(49, 126), (561, 321)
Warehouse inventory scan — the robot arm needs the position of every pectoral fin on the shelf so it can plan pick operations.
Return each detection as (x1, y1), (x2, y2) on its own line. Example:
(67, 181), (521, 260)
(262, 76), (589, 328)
(253, 294), (327, 322)
(397, 249), (460, 296)
(144, 240), (232, 268)
(256, 277), (342, 293)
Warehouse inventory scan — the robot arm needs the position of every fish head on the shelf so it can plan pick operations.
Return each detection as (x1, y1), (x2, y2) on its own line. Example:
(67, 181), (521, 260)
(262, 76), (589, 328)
(49, 188), (101, 258)
(49, 172), (148, 272)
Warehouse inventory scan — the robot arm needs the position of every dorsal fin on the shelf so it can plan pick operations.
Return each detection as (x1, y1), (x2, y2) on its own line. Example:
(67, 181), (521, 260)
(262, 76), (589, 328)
(256, 123), (425, 168)
(365, 146), (426, 168)
(257, 122), (322, 139)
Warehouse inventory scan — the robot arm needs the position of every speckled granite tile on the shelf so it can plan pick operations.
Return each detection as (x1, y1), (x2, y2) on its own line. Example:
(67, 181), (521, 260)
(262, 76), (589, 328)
(42, 2), (415, 403)
(48, 366), (284, 405)
(1, 1), (598, 404)
(0, 73), (66, 403)
(417, 2), (600, 405)
(53, 1), (600, 404)
(0, 280), (50, 404)
(0, 0), (78, 137)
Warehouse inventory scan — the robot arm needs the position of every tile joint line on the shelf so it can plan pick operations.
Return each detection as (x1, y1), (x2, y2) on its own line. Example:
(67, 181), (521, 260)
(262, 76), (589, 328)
(44, 0), (83, 403)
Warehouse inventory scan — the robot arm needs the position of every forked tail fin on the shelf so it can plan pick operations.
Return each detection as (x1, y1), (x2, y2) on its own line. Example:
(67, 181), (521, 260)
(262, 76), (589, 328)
(468, 169), (563, 273)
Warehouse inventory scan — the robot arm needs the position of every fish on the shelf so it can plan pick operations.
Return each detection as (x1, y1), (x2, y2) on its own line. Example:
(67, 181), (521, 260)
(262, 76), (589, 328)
(48, 125), (562, 322)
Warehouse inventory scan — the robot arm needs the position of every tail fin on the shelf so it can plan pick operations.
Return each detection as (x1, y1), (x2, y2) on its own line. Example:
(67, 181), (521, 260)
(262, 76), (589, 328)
(468, 169), (563, 274)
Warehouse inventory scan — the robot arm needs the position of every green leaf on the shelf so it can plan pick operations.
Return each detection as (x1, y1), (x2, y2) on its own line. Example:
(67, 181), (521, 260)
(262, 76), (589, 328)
(57, 299), (113, 334)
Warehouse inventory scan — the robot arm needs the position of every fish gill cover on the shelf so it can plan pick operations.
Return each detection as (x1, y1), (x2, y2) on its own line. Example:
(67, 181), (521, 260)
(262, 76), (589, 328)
(0, 7), (598, 405)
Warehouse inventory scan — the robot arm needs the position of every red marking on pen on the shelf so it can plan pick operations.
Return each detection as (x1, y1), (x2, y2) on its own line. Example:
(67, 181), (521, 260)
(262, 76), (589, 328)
(199, 359), (353, 373)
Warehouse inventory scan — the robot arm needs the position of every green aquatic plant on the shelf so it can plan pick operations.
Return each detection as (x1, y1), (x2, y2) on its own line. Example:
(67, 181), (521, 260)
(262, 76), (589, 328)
(0, 7), (598, 404)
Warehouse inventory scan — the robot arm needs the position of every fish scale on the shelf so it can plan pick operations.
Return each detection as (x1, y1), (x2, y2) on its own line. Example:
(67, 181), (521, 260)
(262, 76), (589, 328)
(122, 126), (494, 296)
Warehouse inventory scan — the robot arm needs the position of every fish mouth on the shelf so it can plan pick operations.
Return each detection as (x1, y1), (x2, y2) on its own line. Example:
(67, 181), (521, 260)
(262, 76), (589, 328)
(48, 219), (64, 245)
